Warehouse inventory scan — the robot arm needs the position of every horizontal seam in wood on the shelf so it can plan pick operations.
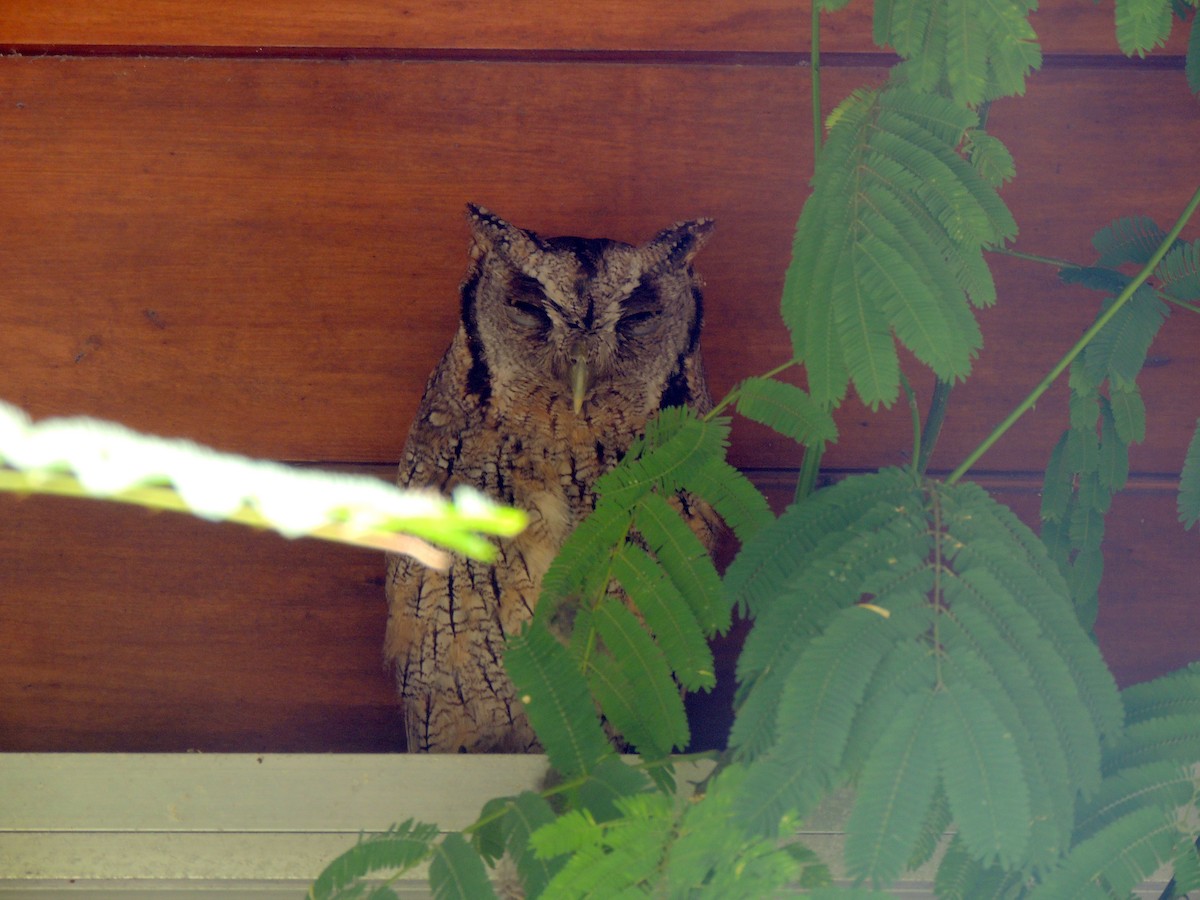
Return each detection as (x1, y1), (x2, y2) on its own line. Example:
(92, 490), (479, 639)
(0, 45), (1187, 70)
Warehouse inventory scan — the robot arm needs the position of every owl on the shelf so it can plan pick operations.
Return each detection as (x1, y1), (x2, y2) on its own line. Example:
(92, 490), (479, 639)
(385, 204), (716, 753)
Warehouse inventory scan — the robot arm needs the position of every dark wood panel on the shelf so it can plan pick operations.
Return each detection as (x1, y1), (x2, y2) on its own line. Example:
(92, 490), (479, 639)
(0, 55), (814, 463)
(2, 474), (1194, 752)
(0, 0), (805, 53)
(2, 59), (1198, 477)
(0, 492), (400, 752)
(1, 0), (1190, 56)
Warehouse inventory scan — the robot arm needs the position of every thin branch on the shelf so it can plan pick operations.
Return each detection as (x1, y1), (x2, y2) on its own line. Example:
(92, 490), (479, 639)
(948, 183), (1200, 485)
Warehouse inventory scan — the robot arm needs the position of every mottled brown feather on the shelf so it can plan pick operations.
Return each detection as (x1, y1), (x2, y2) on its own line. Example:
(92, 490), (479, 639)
(385, 205), (715, 752)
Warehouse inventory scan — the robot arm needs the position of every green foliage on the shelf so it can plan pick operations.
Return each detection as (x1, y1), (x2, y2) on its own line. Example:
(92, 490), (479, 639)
(1179, 418), (1200, 527)
(295, 2), (1200, 897)
(528, 765), (823, 898)
(729, 375), (839, 448)
(307, 820), (440, 900)
(503, 621), (615, 779)
(1115, 0), (1179, 56)
(1028, 665), (1200, 896)
(508, 407), (773, 764)
(783, 85), (1017, 408)
(1039, 220), (1200, 624)
(874, 0), (1042, 106)
(429, 832), (498, 900)
(729, 471), (1122, 883)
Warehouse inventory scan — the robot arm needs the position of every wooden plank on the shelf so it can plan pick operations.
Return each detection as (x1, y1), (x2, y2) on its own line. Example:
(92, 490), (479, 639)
(2, 58), (1198, 475)
(0, 0), (807, 54)
(2, 471), (1195, 753)
(0, 492), (401, 752)
(0, 0), (1191, 56)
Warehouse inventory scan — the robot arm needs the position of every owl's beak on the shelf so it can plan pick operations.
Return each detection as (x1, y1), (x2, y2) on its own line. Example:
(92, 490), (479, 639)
(570, 356), (589, 414)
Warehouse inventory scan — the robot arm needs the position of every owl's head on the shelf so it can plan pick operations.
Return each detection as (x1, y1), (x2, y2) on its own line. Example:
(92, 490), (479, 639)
(458, 204), (714, 419)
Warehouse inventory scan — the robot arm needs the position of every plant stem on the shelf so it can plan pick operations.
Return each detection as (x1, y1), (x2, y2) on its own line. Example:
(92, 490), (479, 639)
(795, 439), (824, 501)
(947, 183), (1200, 485)
(704, 358), (799, 421)
(918, 377), (953, 475)
(900, 372), (922, 474)
(990, 246), (1081, 270)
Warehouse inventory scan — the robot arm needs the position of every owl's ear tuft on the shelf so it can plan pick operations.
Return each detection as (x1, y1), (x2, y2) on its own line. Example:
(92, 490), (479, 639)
(645, 218), (715, 272)
(465, 203), (541, 266)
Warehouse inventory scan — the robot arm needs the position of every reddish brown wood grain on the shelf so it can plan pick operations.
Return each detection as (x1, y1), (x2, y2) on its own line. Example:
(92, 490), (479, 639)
(1, 6), (1199, 753)
(0, 0), (807, 53)
(2, 475), (1193, 752)
(1, 0), (1191, 56)
(0, 491), (400, 752)
(2, 59), (1197, 474)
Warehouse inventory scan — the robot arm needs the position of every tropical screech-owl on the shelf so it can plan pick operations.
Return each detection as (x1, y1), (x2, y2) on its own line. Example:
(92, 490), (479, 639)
(385, 204), (716, 753)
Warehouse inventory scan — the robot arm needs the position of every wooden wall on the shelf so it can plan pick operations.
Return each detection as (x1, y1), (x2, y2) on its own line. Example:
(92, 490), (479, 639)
(2, 2), (1198, 752)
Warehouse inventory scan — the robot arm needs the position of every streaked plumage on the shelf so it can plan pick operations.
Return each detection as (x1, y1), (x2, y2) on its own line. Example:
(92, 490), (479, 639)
(385, 204), (715, 752)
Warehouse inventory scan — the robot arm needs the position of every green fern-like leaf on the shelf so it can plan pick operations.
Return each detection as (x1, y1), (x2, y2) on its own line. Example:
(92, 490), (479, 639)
(841, 611), (940, 777)
(633, 491), (726, 634)
(1116, 0), (1176, 56)
(537, 498), (629, 613)
(1059, 265), (1134, 295)
(934, 678), (1032, 869)
(735, 591), (931, 833)
(733, 375), (839, 446)
(938, 578), (1078, 862)
(532, 767), (806, 898)
(1093, 215), (1168, 267)
(725, 467), (923, 620)
(1029, 805), (1180, 898)
(640, 409), (774, 543)
(941, 484), (1124, 745)
(1098, 399), (1131, 494)
(503, 792), (564, 898)
(308, 820), (439, 900)
(504, 623), (614, 779)
(844, 690), (941, 887)
(1041, 666), (1200, 898)
(1188, 8), (1200, 93)
(1110, 384), (1147, 444)
(610, 544), (714, 691)
(574, 756), (652, 823)
(729, 469), (931, 763)
(1157, 238), (1200, 301)
(1075, 760), (1197, 841)
(663, 765), (812, 895)
(730, 488), (931, 761)
(1122, 661), (1200, 724)
(877, 0), (1041, 104)
(1175, 842), (1200, 896)
(1040, 432), (1072, 523)
(586, 597), (689, 760)
(784, 86), (1016, 409)
(1081, 286), (1170, 390)
(933, 833), (1030, 900)
(965, 128), (1017, 187)
(679, 455), (774, 544)
(429, 833), (498, 900)
(593, 407), (725, 507)
(1104, 667), (1200, 774)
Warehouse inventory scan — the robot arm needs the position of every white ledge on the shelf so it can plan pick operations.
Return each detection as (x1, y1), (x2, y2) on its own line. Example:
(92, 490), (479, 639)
(0, 753), (1173, 898)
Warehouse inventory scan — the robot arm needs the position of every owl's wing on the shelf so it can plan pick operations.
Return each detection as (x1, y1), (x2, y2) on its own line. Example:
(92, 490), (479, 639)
(383, 331), (541, 751)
